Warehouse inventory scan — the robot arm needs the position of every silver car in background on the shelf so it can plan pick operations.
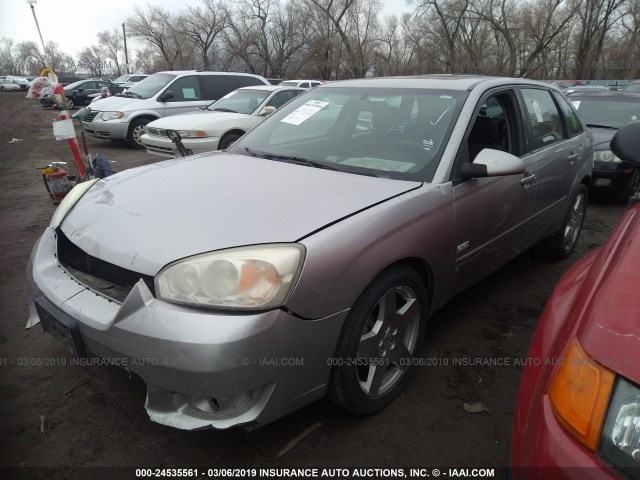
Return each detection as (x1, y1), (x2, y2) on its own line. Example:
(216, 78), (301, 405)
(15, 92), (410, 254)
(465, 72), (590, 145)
(27, 76), (593, 430)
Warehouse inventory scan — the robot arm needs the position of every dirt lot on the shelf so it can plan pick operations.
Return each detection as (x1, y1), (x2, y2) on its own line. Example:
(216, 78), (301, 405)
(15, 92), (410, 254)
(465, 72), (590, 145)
(0, 92), (627, 478)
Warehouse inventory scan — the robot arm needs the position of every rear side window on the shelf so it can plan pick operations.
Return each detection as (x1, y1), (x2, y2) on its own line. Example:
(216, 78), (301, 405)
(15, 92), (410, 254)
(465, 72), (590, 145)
(267, 90), (302, 109)
(553, 92), (584, 137)
(520, 88), (564, 151)
(200, 75), (238, 100)
(236, 75), (265, 88)
(165, 75), (202, 102)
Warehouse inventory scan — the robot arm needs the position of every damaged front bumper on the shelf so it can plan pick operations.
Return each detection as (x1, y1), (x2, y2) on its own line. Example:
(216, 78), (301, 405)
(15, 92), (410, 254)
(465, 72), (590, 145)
(26, 227), (347, 430)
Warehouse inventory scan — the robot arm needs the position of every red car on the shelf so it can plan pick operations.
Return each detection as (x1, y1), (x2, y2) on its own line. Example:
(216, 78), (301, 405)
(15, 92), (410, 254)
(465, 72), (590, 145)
(511, 121), (640, 479)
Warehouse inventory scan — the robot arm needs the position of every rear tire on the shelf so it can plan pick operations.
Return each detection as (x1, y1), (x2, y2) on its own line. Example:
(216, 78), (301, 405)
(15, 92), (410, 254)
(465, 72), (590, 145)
(67, 96), (75, 110)
(218, 132), (242, 150)
(543, 184), (587, 259)
(127, 118), (150, 149)
(328, 265), (428, 414)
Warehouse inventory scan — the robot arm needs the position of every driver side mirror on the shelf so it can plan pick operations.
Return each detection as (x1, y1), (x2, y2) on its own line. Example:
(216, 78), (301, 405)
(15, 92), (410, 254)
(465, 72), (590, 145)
(610, 121), (640, 165)
(159, 90), (175, 102)
(461, 149), (525, 179)
(258, 106), (276, 117)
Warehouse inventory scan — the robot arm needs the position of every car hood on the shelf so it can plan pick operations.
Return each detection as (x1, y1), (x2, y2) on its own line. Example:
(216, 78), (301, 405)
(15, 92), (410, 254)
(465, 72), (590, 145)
(61, 152), (421, 275)
(148, 111), (251, 130)
(591, 128), (617, 151)
(88, 95), (142, 111)
(578, 205), (640, 383)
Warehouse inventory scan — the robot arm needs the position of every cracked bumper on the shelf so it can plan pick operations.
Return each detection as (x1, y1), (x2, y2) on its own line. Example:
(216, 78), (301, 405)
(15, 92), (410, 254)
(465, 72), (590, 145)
(26, 227), (347, 430)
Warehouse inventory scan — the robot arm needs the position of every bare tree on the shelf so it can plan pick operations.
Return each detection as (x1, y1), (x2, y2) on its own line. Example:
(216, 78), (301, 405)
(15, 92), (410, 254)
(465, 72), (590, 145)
(127, 6), (194, 70)
(572, 0), (628, 78)
(97, 29), (124, 75)
(179, 0), (227, 70)
(78, 46), (106, 77)
(308, 0), (383, 78)
(517, 0), (578, 77)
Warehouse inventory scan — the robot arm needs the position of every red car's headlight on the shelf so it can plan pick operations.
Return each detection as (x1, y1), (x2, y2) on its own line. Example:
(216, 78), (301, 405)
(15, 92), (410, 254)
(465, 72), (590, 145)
(598, 378), (640, 478)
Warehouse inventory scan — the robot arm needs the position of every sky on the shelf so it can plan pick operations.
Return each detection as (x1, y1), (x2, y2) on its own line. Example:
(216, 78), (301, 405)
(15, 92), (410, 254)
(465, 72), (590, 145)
(1, 0), (414, 59)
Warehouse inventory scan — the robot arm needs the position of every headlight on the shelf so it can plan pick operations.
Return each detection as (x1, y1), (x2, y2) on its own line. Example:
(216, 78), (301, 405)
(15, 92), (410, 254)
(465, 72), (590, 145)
(50, 178), (99, 229)
(598, 378), (640, 477)
(100, 111), (124, 121)
(174, 130), (208, 138)
(594, 150), (622, 163)
(549, 337), (615, 450)
(155, 244), (305, 310)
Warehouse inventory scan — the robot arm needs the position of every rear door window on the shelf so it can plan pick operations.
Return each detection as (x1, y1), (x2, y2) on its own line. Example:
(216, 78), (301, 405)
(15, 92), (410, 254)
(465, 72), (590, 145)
(553, 92), (583, 137)
(200, 75), (238, 100)
(165, 75), (202, 102)
(236, 75), (265, 88)
(520, 88), (565, 151)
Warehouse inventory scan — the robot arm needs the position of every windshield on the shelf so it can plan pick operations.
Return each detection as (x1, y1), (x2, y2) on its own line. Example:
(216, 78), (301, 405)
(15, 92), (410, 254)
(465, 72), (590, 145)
(625, 83), (640, 93)
(114, 75), (131, 83)
(571, 97), (640, 129)
(206, 89), (271, 114)
(279, 81), (300, 87)
(64, 80), (86, 90)
(230, 86), (466, 181)
(127, 73), (175, 99)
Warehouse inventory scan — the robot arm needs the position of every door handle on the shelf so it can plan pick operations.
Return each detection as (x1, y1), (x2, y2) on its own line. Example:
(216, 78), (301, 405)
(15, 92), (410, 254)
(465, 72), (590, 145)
(568, 152), (578, 164)
(520, 173), (537, 187)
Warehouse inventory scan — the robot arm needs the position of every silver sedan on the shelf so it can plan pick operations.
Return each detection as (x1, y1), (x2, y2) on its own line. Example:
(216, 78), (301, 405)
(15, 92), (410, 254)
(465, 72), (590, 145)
(27, 76), (593, 430)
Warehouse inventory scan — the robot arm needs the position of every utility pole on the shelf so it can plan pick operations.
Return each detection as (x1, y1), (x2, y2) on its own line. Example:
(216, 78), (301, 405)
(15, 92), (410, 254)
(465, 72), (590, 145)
(122, 23), (129, 74)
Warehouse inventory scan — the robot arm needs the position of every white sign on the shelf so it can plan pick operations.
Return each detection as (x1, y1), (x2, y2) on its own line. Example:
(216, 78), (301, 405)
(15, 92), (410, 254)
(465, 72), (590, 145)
(281, 100), (329, 125)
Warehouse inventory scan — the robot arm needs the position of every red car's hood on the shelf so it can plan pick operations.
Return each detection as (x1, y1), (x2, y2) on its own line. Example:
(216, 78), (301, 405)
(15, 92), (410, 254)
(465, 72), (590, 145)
(578, 205), (640, 383)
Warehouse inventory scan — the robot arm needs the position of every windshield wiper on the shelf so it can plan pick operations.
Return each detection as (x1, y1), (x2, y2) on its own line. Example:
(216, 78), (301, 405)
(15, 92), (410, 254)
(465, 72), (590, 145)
(244, 148), (340, 171)
(586, 123), (619, 130)
(210, 107), (237, 113)
(116, 91), (143, 99)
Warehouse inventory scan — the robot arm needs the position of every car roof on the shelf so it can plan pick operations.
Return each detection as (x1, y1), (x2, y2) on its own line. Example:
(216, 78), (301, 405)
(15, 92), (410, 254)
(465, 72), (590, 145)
(567, 91), (640, 99)
(156, 71), (264, 77)
(317, 75), (557, 91)
(236, 85), (304, 92)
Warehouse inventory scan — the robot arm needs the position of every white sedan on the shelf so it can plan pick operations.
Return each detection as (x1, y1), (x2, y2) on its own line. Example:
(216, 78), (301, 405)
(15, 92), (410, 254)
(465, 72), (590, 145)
(0, 80), (21, 92)
(141, 85), (305, 157)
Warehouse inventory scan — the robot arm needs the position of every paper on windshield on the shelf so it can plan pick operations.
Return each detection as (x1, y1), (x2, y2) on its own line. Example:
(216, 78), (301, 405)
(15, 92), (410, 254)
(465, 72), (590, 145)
(281, 100), (329, 125)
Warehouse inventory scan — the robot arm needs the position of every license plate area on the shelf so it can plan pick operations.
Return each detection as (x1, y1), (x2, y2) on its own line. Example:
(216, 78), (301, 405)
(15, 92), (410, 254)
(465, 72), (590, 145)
(35, 296), (87, 358)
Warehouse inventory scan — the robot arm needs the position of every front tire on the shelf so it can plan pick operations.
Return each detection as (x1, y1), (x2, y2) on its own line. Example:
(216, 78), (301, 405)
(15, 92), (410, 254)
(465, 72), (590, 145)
(67, 96), (75, 109)
(127, 118), (150, 149)
(328, 265), (428, 414)
(219, 132), (242, 150)
(543, 184), (587, 259)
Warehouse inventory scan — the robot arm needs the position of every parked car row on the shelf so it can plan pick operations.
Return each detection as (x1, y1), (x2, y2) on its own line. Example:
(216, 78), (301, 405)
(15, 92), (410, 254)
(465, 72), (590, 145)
(79, 70), (271, 147)
(140, 85), (304, 155)
(29, 75), (593, 432)
(24, 73), (640, 478)
(0, 77), (22, 92)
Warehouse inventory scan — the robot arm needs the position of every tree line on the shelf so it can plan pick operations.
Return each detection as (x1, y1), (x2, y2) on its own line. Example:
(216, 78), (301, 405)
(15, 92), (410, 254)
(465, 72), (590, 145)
(2, 0), (639, 81)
